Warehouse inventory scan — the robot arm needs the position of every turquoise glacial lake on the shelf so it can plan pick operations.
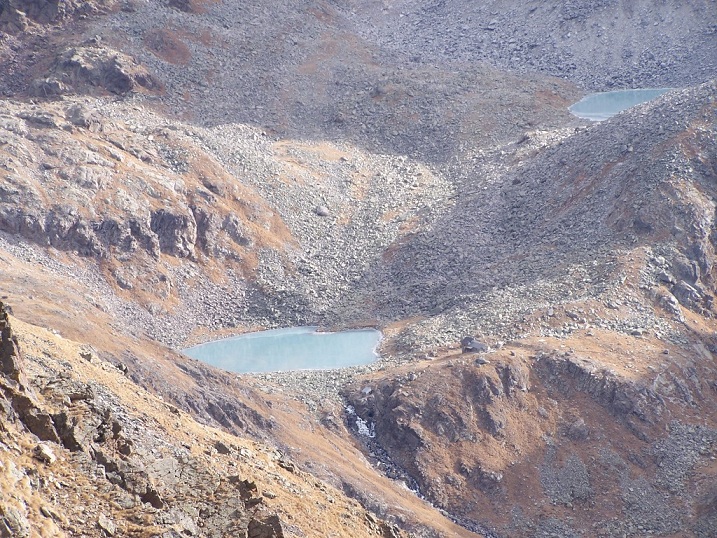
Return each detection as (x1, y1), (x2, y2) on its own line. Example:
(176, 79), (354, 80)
(569, 88), (673, 121)
(183, 326), (382, 373)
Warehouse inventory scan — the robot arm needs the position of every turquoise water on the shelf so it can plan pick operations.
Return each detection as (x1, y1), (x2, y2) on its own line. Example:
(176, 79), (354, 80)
(569, 88), (673, 121)
(183, 326), (381, 373)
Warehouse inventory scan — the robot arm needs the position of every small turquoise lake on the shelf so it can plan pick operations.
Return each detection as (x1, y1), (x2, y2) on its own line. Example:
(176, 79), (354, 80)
(569, 88), (673, 121)
(183, 326), (382, 373)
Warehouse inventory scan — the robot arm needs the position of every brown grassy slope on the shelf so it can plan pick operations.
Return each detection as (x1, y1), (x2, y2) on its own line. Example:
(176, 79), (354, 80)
(344, 288), (717, 537)
(0, 246), (478, 537)
(2, 311), (423, 538)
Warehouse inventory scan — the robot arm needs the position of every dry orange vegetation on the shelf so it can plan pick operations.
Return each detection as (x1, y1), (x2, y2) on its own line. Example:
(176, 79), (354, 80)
(2, 314), (422, 537)
(144, 29), (192, 66)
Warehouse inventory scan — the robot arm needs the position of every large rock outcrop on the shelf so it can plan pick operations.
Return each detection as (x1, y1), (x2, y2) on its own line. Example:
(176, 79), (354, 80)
(0, 0), (115, 34)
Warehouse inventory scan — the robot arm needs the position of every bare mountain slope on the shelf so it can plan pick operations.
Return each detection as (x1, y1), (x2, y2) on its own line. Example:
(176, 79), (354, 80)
(339, 81), (717, 349)
(0, 302), (420, 538)
(344, 325), (717, 537)
(1, 1), (717, 537)
(351, 0), (717, 90)
(1, 80), (714, 536)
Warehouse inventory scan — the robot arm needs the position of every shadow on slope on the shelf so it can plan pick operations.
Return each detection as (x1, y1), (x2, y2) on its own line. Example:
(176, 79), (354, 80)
(335, 81), (717, 346)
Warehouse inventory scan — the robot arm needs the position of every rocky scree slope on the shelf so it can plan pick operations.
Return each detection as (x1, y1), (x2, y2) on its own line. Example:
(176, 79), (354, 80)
(0, 95), (461, 346)
(0, 2), (716, 538)
(2, 0), (714, 350)
(0, 246), (479, 538)
(336, 81), (717, 352)
(336, 81), (717, 536)
(3, 54), (715, 356)
(0, 301), (407, 538)
(350, 0), (717, 91)
(1, 0), (715, 164)
(73, 0), (716, 161)
(0, 0), (113, 35)
(3, 0), (584, 162)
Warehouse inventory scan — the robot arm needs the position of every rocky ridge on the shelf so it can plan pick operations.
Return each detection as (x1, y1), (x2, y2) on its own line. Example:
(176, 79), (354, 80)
(0, 301), (410, 538)
(330, 82), (717, 353)
(344, 332), (717, 537)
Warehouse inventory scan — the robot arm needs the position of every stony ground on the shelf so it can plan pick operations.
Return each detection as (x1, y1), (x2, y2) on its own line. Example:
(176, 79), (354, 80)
(1, 0), (717, 537)
(0, 303), (416, 538)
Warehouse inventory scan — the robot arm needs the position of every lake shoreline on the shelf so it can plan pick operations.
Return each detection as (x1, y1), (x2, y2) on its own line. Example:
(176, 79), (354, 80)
(183, 326), (383, 374)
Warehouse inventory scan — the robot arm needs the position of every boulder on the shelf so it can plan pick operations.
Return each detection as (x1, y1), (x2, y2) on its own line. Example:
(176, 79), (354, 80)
(566, 418), (589, 441)
(150, 208), (197, 258)
(0, 504), (30, 538)
(97, 514), (116, 536)
(314, 205), (330, 217)
(65, 104), (103, 132)
(192, 205), (221, 254)
(247, 514), (284, 538)
(460, 336), (487, 354)
(52, 46), (161, 96)
(672, 279), (704, 311)
(0, 302), (25, 386)
(33, 443), (57, 464)
(222, 214), (252, 247)
(29, 77), (68, 97)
